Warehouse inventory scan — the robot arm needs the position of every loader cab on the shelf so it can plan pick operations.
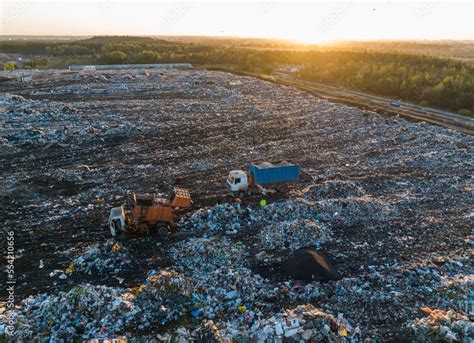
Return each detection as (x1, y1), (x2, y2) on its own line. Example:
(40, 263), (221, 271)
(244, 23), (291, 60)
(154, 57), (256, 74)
(133, 193), (154, 207)
(109, 207), (126, 237)
(226, 170), (249, 196)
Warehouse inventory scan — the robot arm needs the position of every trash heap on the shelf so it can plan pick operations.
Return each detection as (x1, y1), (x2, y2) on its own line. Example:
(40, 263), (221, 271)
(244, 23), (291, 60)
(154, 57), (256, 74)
(136, 270), (193, 325)
(181, 203), (252, 234)
(256, 199), (318, 224)
(1, 270), (193, 341)
(69, 240), (132, 275)
(180, 181), (394, 237)
(170, 237), (249, 271)
(189, 267), (269, 320)
(314, 196), (396, 226)
(170, 237), (269, 320)
(275, 280), (323, 302)
(173, 304), (357, 342)
(259, 219), (330, 252)
(297, 180), (400, 227)
(5, 284), (131, 340)
(405, 309), (473, 342)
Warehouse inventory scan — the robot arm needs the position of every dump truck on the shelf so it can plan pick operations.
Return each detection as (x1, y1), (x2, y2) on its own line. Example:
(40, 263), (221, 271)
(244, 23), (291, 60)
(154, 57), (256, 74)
(226, 161), (300, 197)
(109, 188), (191, 237)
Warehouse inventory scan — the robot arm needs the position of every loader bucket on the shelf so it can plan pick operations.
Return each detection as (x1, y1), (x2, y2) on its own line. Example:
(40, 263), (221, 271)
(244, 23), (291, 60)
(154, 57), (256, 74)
(170, 187), (191, 208)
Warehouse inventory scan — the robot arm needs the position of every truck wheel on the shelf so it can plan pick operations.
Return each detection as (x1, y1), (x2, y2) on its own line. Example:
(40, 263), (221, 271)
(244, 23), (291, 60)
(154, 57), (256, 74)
(156, 223), (169, 235)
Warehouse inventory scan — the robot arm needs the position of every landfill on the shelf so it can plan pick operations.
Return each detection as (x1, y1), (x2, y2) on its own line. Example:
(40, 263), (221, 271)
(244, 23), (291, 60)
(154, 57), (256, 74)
(406, 309), (473, 342)
(68, 239), (132, 275)
(259, 219), (330, 252)
(0, 68), (473, 340)
(173, 304), (357, 342)
(180, 203), (253, 234)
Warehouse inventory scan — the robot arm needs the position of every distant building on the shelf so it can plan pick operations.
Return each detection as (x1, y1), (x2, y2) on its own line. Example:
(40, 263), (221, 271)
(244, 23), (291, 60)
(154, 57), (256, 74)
(82, 66), (96, 72)
(16, 75), (32, 82)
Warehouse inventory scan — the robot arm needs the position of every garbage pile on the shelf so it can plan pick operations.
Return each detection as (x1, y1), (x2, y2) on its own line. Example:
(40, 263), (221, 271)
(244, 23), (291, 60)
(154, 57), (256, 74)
(137, 269), (192, 324)
(170, 237), (269, 320)
(3, 284), (131, 340)
(0, 93), (133, 150)
(173, 304), (357, 342)
(181, 198), (322, 235)
(188, 266), (269, 320)
(402, 259), (474, 314)
(181, 203), (252, 234)
(69, 240), (132, 275)
(1, 270), (193, 341)
(314, 196), (397, 226)
(259, 219), (330, 252)
(170, 237), (249, 271)
(405, 308), (473, 342)
(256, 199), (318, 224)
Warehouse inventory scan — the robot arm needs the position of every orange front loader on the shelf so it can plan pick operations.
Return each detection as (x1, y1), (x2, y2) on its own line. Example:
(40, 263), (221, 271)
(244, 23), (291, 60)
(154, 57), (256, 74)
(109, 188), (191, 237)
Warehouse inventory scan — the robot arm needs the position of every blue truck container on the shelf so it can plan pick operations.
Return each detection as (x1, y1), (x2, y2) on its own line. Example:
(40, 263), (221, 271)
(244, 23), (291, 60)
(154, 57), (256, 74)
(249, 162), (300, 185)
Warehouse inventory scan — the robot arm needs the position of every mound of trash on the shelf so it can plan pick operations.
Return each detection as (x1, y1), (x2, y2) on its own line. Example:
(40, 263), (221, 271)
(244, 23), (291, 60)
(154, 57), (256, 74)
(170, 237), (268, 320)
(181, 203), (252, 233)
(257, 199), (318, 224)
(302, 180), (366, 200)
(405, 308), (473, 342)
(259, 219), (330, 252)
(137, 270), (193, 323)
(170, 237), (249, 271)
(69, 240), (132, 275)
(315, 196), (396, 226)
(3, 284), (131, 340)
(173, 304), (358, 342)
(190, 267), (269, 320)
(0, 270), (194, 341)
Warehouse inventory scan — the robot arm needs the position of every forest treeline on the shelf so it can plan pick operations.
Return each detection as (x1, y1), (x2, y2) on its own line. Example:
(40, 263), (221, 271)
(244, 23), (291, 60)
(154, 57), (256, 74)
(1, 37), (473, 114)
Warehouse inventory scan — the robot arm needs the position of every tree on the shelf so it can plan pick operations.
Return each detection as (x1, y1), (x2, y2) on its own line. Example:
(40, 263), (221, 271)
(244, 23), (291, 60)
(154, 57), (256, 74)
(136, 50), (161, 64)
(24, 58), (47, 69)
(101, 51), (127, 64)
(3, 61), (18, 71)
(457, 109), (472, 116)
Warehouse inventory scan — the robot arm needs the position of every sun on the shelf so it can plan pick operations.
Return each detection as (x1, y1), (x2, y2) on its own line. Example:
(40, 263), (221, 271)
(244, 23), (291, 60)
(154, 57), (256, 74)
(289, 35), (333, 45)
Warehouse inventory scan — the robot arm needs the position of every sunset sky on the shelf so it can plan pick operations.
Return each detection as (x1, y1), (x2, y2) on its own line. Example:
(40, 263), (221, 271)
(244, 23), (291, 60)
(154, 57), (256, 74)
(1, 1), (473, 43)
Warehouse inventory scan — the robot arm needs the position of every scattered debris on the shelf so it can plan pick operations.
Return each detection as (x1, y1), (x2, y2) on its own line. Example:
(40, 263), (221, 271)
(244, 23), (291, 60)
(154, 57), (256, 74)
(259, 219), (330, 252)
(406, 308), (473, 342)
(69, 240), (132, 275)
(0, 68), (472, 340)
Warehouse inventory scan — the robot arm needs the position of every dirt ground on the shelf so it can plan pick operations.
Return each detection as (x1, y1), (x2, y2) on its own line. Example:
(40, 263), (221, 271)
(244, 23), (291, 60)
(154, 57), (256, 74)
(0, 68), (472, 340)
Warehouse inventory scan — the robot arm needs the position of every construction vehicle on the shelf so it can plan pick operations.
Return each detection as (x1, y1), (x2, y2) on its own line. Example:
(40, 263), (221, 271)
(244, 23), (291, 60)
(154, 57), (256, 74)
(109, 188), (191, 237)
(226, 161), (300, 197)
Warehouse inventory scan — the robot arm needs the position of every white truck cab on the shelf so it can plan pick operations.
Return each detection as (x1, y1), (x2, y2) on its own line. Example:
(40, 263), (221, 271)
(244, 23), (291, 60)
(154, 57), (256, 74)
(226, 170), (249, 197)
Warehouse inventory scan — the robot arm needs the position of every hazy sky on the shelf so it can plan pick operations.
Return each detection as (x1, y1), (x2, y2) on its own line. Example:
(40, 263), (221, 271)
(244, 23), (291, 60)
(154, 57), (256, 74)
(1, 0), (473, 42)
